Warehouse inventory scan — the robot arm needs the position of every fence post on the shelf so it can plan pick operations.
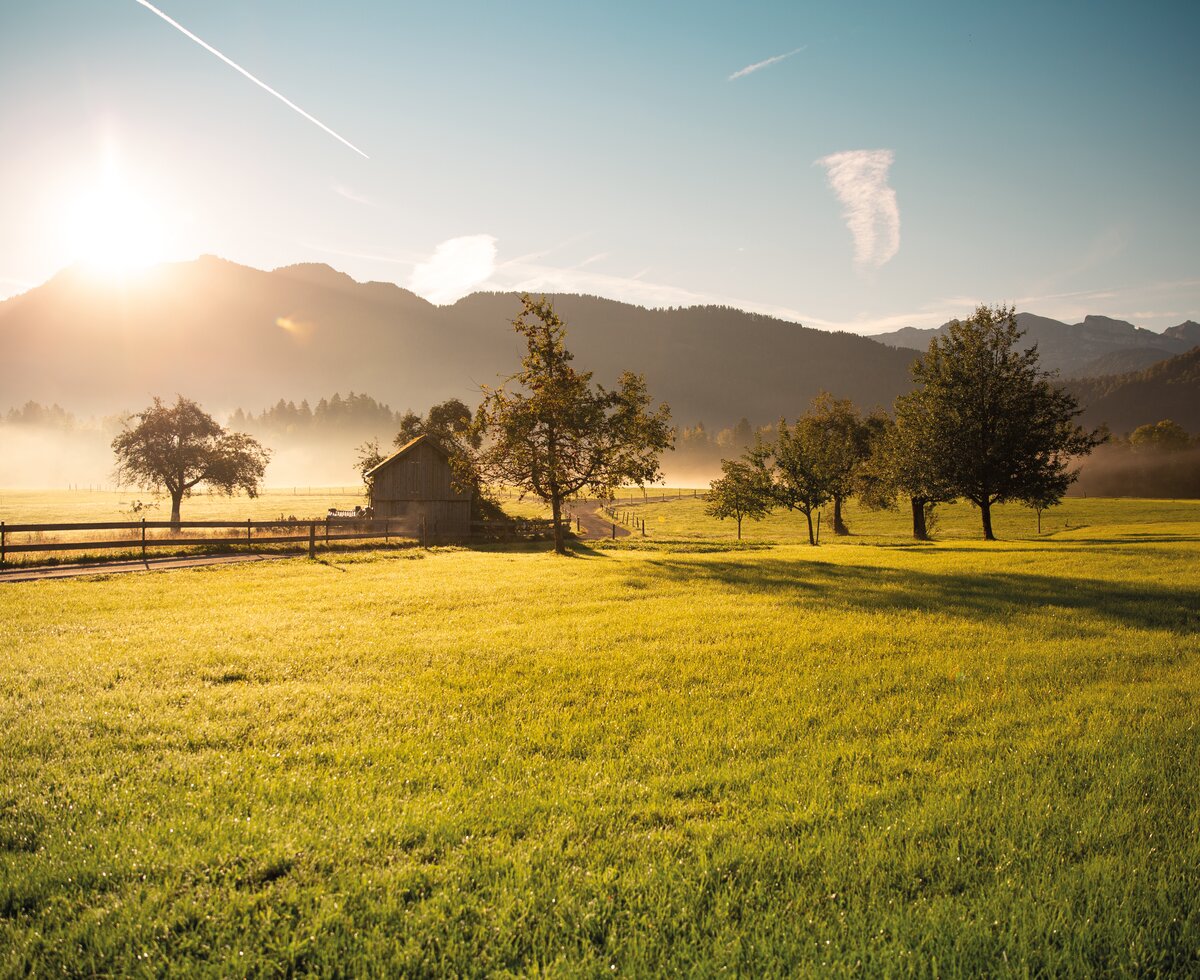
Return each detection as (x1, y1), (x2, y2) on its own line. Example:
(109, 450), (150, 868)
(385, 519), (389, 544)
(612, 522), (616, 539)
(1, 521), (5, 566)
(141, 518), (147, 563)
(309, 522), (316, 559)
(325, 516), (329, 544)
(642, 519), (646, 537)
(247, 518), (252, 550)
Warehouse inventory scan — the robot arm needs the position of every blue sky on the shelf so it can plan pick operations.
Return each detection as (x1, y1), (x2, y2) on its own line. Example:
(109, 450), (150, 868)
(1, 0), (1197, 332)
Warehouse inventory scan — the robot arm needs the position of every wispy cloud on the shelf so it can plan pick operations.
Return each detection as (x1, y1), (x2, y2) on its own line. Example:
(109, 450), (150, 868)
(409, 235), (497, 304)
(132, 0), (369, 158)
(313, 236), (978, 334)
(332, 183), (372, 206)
(816, 149), (900, 269)
(573, 252), (610, 269)
(728, 46), (806, 81)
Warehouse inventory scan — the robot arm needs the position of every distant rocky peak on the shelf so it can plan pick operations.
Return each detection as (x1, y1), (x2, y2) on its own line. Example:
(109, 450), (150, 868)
(1163, 320), (1200, 344)
(1077, 314), (1139, 337)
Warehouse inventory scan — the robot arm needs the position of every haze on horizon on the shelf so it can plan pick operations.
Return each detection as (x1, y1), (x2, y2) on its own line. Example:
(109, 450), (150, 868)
(1, 1), (1198, 334)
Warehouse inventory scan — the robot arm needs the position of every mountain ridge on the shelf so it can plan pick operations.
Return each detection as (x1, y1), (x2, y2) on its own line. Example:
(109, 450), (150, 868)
(0, 257), (917, 426)
(1, 257), (1195, 436)
(873, 311), (1196, 377)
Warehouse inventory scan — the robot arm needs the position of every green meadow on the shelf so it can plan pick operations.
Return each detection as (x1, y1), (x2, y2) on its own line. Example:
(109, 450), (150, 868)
(1, 498), (1198, 975)
(0, 488), (368, 526)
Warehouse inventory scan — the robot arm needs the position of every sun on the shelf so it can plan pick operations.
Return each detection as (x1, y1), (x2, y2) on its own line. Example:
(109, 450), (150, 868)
(62, 172), (167, 277)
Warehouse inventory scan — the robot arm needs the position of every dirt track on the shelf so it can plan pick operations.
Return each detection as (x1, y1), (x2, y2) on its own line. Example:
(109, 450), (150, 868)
(566, 502), (631, 540)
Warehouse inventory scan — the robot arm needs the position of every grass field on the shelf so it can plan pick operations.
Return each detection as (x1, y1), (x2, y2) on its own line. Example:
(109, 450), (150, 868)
(0, 487), (368, 525)
(1, 499), (1198, 974)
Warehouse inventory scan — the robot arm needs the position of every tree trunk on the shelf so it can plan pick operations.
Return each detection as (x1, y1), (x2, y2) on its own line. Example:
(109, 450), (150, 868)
(980, 498), (996, 540)
(833, 495), (850, 535)
(551, 494), (566, 554)
(170, 490), (183, 531)
(804, 508), (815, 546)
(736, 514), (742, 540)
(911, 497), (929, 541)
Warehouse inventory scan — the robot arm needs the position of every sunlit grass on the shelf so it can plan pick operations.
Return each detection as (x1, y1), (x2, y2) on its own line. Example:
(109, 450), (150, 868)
(1, 501), (1197, 974)
(0, 487), (366, 525)
(632, 494), (1200, 544)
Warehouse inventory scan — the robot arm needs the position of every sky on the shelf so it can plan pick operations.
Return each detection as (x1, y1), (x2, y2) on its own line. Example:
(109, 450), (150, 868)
(1, 0), (1198, 334)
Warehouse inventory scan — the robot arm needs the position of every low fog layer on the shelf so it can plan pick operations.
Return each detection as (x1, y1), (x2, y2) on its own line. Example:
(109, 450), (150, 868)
(0, 426), (368, 491)
(0, 423), (723, 493)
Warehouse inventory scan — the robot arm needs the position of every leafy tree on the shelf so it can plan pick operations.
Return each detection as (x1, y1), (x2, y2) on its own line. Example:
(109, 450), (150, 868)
(907, 305), (1102, 540)
(861, 403), (958, 541)
(706, 458), (773, 539)
(475, 294), (673, 554)
(388, 398), (487, 509)
(426, 398), (482, 449)
(393, 398), (482, 451)
(750, 421), (830, 546)
(1129, 419), (1190, 453)
(393, 410), (424, 447)
(797, 392), (878, 535)
(355, 437), (385, 499)
(111, 396), (271, 527)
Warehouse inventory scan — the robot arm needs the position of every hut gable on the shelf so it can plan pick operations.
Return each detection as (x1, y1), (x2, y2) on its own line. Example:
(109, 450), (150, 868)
(365, 435), (472, 539)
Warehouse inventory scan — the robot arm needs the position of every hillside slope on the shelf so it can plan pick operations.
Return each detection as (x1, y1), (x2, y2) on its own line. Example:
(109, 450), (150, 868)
(1065, 347), (1200, 433)
(0, 258), (917, 425)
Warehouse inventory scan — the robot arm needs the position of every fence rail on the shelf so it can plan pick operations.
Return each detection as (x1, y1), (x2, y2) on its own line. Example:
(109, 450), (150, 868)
(0, 517), (418, 565)
(0, 516), (571, 565)
(597, 490), (709, 536)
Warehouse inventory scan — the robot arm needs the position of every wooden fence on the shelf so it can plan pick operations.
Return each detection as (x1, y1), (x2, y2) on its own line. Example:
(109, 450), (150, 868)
(0, 516), (569, 567)
(600, 490), (708, 536)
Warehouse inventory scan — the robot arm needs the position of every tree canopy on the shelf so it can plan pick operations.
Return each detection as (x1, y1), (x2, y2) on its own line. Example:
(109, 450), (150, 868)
(705, 458), (773, 540)
(111, 396), (270, 526)
(797, 392), (882, 535)
(475, 295), (673, 554)
(1129, 419), (1190, 453)
(904, 305), (1102, 539)
(748, 419), (830, 546)
(862, 394), (959, 541)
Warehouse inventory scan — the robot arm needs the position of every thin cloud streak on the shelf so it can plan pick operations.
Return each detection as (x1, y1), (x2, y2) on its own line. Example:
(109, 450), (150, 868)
(816, 149), (900, 269)
(728, 46), (806, 81)
(482, 256), (953, 334)
(132, 0), (369, 158)
(332, 183), (372, 206)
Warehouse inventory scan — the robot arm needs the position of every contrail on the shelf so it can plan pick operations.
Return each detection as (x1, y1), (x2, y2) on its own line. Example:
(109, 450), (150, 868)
(728, 46), (806, 81)
(132, 0), (369, 158)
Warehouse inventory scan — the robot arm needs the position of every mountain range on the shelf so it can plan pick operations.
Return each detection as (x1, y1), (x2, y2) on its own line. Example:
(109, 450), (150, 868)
(1, 257), (1196, 435)
(874, 313), (1200, 378)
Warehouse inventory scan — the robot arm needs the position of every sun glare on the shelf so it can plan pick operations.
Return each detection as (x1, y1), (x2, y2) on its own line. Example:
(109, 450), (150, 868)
(62, 170), (166, 277)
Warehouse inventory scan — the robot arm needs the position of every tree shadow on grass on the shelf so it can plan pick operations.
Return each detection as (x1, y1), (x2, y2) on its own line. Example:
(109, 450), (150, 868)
(456, 540), (612, 559)
(641, 556), (1199, 634)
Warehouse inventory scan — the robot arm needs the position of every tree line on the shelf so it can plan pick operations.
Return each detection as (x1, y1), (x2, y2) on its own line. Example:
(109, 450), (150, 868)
(707, 306), (1105, 542)
(228, 392), (402, 436)
(98, 300), (1184, 546)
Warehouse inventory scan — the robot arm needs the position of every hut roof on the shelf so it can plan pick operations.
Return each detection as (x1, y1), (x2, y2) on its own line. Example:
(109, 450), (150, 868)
(363, 434), (453, 478)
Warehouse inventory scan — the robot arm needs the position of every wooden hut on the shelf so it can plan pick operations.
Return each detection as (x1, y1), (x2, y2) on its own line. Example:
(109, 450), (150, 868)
(365, 435), (472, 540)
